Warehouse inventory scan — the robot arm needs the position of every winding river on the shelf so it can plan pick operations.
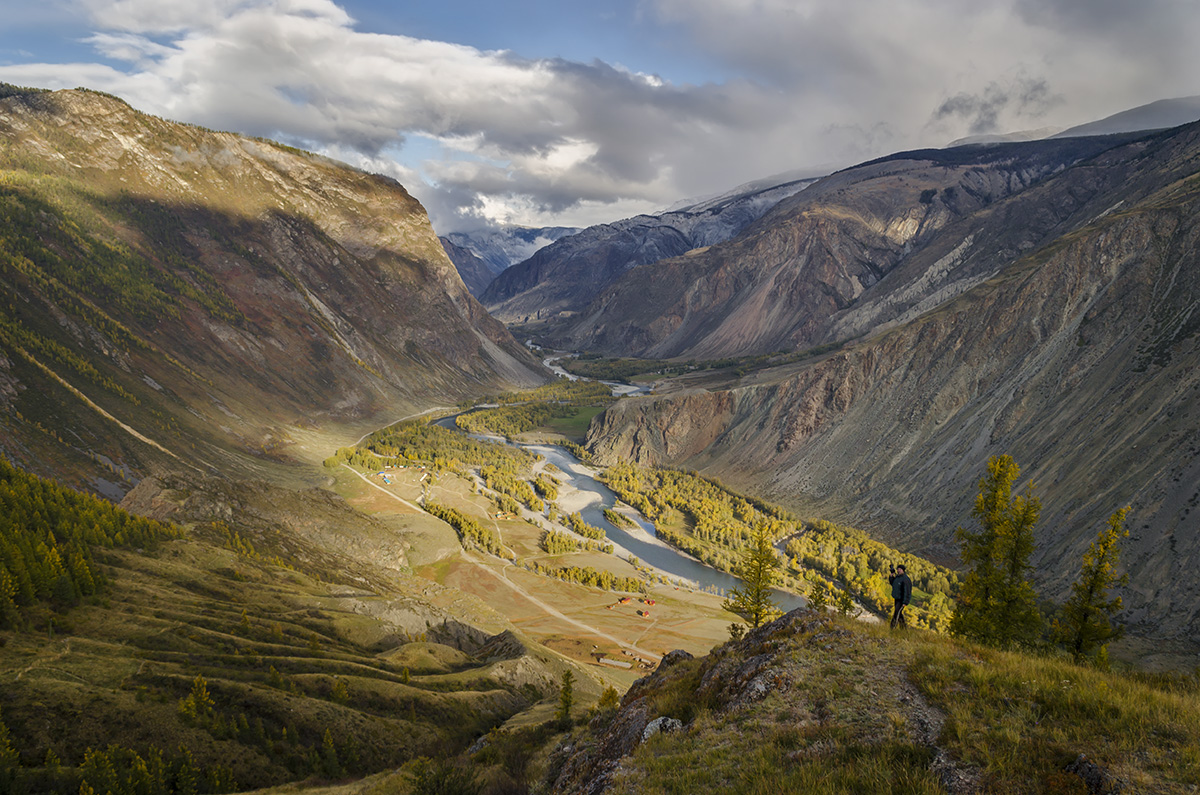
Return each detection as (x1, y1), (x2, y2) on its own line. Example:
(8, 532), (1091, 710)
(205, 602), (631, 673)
(435, 390), (805, 611)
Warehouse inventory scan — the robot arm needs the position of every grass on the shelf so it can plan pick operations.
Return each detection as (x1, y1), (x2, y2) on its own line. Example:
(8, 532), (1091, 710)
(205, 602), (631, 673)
(905, 633), (1200, 791)
(0, 539), (529, 790)
(535, 405), (606, 441)
(0, 466), (609, 793)
(556, 610), (1200, 795)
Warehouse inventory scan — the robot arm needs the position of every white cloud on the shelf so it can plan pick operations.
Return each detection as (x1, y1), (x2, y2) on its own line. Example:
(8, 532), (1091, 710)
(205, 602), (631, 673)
(1, 0), (1197, 232)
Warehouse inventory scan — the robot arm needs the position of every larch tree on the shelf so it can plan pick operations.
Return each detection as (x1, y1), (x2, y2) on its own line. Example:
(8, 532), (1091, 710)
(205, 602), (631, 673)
(950, 455), (1042, 646)
(556, 670), (575, 727)
(723, 523), (782, 629)
(1055, 506), (1131, 663)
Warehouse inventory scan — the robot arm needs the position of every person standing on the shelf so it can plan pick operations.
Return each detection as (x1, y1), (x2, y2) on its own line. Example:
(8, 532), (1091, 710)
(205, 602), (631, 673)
(889, 564), (912, 629)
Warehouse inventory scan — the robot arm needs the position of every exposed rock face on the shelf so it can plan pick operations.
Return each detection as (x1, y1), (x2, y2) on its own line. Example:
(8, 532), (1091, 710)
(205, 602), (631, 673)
(0, 86), (546, 491)
(556, 135), (1149, 359)
(587, 122), (1200, 642)
(481, 178), (814, 324)
(440, 235), (496, 297)
(547, 609), (982, 795)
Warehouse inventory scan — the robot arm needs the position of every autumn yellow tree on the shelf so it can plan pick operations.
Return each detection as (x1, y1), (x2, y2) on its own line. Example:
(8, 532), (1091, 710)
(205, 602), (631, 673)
(950, 455), (1042, 646)
(1055, 506), (1131, 663)
(723, 523), (781, 629)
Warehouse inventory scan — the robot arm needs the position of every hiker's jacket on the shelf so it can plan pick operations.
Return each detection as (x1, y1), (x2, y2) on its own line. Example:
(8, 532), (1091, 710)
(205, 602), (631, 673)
(890, 573), (912, 605)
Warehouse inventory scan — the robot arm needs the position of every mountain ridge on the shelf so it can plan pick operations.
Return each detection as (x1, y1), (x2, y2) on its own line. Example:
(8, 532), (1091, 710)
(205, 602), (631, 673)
(481, 177), (815, 324)
(0, 85), (546, 496)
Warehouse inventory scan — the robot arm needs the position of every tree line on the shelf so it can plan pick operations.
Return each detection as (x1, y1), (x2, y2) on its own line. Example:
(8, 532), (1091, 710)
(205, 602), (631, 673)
(479, 466), (543, 513)
(951, 455), (1130, 665)
(0, 456), (178, 627)
(527, 563), (644, 593)
(327, 419), (536, 473)
(424, 502), (510, 559)
(602, 459), (958, 628)
(461, 378), (614, 409)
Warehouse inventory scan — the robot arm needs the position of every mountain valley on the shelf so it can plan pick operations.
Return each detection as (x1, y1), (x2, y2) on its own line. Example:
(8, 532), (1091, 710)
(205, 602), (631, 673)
(575, 122), (1200, 656)
(2, 81), (1200, 795)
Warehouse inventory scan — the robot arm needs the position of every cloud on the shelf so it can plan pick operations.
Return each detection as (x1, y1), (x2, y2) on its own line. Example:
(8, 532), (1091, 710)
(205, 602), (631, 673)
(651, 0), (1200, 144)
(4, 0), (809, 230)
(933, 78), (1064, 135)
(2, 0), (1198, 232)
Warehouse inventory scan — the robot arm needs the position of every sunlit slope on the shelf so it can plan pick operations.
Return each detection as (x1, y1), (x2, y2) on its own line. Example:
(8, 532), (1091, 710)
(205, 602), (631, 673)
(0, 459), (595, 793)
(548, 610), (1200, 794)
(0, 85), (544, 495)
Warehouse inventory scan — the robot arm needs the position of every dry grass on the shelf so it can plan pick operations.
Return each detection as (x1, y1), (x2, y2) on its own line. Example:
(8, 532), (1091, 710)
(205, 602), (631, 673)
(566, 611), (1200, 795)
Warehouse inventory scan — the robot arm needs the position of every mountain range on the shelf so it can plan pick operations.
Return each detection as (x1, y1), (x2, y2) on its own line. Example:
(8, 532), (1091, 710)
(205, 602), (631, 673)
(580, 121), (1200, 646)
(440, 225), (580, 297)
(481, 176), (816, 324)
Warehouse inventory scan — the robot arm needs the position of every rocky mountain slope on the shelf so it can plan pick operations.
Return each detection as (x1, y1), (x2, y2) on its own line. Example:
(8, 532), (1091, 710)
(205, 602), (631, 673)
(0, 85), (546, 496)
(552, 134), (1148, 359)
(439, 236), (496, 297)
(481, 177), (815, 324)
(586, 121), (1200, 646)
(444, 225), (579, 274)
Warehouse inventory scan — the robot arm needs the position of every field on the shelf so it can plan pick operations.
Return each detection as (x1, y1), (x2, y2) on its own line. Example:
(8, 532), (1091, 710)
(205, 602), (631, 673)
(331, 454), (738, 686)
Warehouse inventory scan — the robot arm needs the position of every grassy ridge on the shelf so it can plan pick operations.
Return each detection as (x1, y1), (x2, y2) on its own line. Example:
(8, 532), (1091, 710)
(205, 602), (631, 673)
(554, 610), (1200, 794)
(0, 462), (549, 794)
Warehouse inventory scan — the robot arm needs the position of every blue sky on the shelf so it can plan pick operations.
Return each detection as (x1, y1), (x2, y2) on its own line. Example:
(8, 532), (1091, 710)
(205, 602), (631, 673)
(2, 0), (1198, 232)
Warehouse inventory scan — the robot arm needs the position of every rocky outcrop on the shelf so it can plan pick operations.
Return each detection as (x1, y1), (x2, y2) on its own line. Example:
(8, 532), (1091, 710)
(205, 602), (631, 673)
(547, 609), (982, 794)
(587, 122), (1200, 642)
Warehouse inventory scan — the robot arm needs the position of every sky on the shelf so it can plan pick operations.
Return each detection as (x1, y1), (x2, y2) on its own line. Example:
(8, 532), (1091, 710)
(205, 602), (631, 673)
(1, 0), (1199, 234)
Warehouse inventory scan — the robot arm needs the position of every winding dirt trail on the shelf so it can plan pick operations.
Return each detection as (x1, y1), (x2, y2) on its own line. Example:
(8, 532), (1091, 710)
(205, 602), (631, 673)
(340, 465), (662, 661)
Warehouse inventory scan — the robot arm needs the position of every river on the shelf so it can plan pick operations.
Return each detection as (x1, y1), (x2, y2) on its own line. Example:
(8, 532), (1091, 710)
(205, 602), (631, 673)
(435, 409), (805, 611)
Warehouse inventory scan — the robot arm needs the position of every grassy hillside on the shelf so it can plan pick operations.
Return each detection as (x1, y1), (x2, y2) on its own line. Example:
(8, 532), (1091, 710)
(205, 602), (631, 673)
(547, 609), (1200, 794)
(0, 460), (593, 794)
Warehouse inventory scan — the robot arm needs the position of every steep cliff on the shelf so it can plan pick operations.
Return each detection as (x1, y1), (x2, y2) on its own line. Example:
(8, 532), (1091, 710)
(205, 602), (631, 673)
(588, 122), (1200, 643)
(0, 86), (545, 494)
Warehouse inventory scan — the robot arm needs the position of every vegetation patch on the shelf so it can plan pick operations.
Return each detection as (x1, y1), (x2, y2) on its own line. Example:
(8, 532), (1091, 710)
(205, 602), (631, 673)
(601, 461), (957, 629)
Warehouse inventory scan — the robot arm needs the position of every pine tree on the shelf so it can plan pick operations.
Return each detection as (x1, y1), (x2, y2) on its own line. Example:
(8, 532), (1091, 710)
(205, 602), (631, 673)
(950, 455), (1042, 646)
(555, 670), (575, 727)
(0, 706), (18, 791)
(1055, 506), (1131, 663)
(808, 577), (829, 611)
(835, 587), (857, 617)
(321, 729), (341, 778)
(722, 523), (781, 629)
(331, 677), (349, 704)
